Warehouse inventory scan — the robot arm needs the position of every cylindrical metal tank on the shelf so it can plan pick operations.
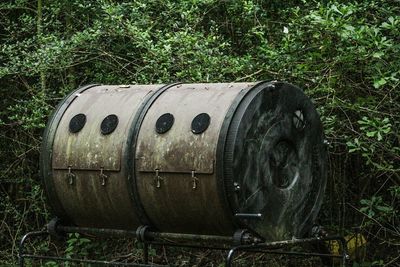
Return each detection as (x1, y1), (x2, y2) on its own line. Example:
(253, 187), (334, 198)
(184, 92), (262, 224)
(41, 81), (327, 241)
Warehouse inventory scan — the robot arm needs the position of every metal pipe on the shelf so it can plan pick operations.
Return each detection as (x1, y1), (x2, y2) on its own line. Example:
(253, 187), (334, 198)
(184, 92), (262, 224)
(147, 241), (229, 251)
(147, 231), (233, 244)
(234, 213), (262, 220)
(58, 225), (137, 238)
(57, 225), (234, 244)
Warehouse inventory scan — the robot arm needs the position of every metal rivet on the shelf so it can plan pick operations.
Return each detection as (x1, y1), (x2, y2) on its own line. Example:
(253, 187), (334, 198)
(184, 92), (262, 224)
(234, 182), (240, 192)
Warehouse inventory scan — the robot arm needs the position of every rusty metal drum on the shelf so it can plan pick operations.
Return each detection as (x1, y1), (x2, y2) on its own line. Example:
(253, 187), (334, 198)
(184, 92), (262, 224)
(41, 81), (327, 241)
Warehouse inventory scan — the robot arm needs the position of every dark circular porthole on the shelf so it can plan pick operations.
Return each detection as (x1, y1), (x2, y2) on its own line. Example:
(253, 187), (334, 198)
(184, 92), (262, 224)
(69, 113), (86, 133)
(155, 113), (174, 134)
(191, 113), (210, 134)
(101, 114), (119, 135)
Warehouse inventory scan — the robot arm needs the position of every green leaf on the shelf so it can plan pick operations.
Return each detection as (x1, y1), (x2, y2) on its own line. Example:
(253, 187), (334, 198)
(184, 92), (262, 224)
(366, 131), (376, 137)
(373, 78), (387, 88)
(331, 4), (343, 15)
(376, 205), (392, 213)
(377, 132), (382, 141)
(372, 51), (384, 58)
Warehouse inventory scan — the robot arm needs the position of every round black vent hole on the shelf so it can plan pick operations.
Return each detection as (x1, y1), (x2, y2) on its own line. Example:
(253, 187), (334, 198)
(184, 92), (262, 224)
(191, 113), (210, 134)
(101, 114), (119, 135)
(69, 113), (86, 133)
(155, 113), (174, 134)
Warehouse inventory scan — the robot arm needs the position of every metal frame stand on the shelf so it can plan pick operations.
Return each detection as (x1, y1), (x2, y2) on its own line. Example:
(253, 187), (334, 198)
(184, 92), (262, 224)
(225, 235), (348, 267)
(19, 220), (349, 267)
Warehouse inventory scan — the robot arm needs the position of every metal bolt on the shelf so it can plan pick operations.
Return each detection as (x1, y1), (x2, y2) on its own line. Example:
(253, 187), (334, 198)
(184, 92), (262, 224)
(234, 182), (240, 192)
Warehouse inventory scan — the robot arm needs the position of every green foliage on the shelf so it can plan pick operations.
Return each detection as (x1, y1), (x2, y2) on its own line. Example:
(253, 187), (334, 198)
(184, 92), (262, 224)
(358, 117), (391, 142)
(360, 196), (394, 222)
(5, 91), (50, 130)
(0, 0), (399, 265)
(65, 233), (92, 260)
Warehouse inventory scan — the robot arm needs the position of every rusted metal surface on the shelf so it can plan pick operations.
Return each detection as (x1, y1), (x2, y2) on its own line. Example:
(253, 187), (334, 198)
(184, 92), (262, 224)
(135, 83), (255, 235)
(50, 85), (159, 229)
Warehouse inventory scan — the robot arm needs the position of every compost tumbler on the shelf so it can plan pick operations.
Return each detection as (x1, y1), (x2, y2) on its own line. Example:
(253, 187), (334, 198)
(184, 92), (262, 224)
(40, 81), (327, 241)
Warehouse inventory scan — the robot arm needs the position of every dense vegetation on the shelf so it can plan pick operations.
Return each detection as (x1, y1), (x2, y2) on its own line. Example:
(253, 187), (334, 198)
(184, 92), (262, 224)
(0, 0), (399, 266)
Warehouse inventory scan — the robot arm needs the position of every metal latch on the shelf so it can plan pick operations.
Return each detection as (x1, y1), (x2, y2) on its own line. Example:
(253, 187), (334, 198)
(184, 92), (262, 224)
(191, 170), (199, 190)
(154, 169), (163, 188)
(66, 166), (76, 185)
(152, 169), (200, 190)
(99, 167), (108, 186)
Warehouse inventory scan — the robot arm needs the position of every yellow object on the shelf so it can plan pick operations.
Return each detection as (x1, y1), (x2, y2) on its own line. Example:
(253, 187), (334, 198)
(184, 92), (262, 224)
(328, 233), (367, 260)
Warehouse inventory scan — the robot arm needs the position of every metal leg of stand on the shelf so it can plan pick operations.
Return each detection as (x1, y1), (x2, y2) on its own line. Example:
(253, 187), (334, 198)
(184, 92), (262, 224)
(226, 246), (241, 267)
(338, 237), (349, 267)
(225, 236), (349, 267)
(143, 243), (149, 264)
(18, 231), (49, 267)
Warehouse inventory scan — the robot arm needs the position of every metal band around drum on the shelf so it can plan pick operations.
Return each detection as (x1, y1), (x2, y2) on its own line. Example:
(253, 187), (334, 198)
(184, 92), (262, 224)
(215, 81), (270, 233)
(125, 82), (182, 227)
